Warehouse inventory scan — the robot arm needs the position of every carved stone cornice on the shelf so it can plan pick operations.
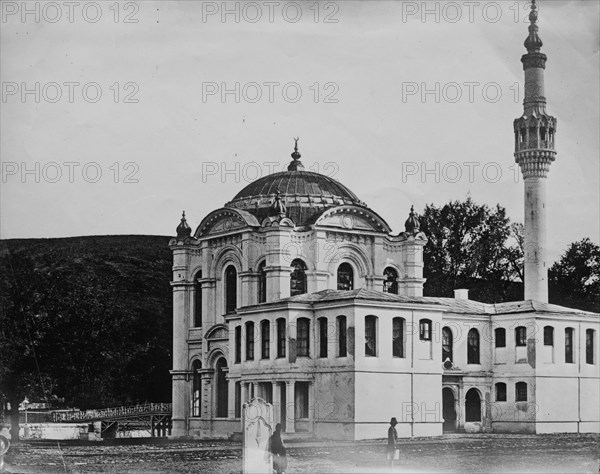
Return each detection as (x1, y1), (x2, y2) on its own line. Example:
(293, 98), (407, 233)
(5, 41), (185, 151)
(521, 52), (547, 70)
(514, 150), (556, 178)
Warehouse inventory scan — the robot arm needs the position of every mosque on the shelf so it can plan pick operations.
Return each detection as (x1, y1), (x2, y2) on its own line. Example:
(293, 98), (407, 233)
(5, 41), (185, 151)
(168, 1), (599, 439)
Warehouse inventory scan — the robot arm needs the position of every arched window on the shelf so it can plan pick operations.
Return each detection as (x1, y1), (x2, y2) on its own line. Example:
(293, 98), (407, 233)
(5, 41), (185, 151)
(515, 326), (527, 347)
(465, 388), (481, 422)
(442, 327), (453, 362)
(215, 358), (228, 417)
(225, 265), (237, 314)
(544, 326), (554, 346)
(515, 382), (527, 402)
(419, 319), (432, 341)
(245, 322), (255, 361)
(337, 262), (354, 291)
(194, 270), (202, 327)
(495, 382), (507, 402)
(318, 317), (328, 358)
(365, 315), (377, 357)
(297, 318), (310, 357)
(276, 318), (286, 358)
(383, 267), (399, 294)
(261, 320), (270, 359)
(467, 329), (480, 364)
(290, 259), (307, 296)
(565, 327), (574, 363)
(234, 326), (241, 364)
(337, 316), (347, 357)
(192, 360), (202, 417)
(587, 329), (595, 365)
(495, 328), (506, 348)
(393, 317), (405, 358)
(258, 260), (267, 304)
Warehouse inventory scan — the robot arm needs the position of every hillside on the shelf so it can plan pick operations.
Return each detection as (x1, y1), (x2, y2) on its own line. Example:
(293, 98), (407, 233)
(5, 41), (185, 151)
(0, 235), (174, 410)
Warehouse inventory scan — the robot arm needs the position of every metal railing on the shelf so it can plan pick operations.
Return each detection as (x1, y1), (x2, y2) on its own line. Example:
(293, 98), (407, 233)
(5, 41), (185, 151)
(52, 403), (172, 422)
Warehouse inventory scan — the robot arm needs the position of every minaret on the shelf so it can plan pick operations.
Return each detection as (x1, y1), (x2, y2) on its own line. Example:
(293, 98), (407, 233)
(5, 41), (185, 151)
(514, 0), (557, 303)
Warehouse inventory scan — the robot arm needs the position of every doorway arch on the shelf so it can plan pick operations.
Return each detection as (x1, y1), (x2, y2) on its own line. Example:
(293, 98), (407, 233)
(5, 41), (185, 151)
(465, 388), (482, 422)
(442, 387), (457, 432)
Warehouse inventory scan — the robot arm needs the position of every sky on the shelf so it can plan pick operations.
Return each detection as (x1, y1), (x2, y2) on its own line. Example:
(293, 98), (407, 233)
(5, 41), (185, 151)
(1, 0), (598, 264)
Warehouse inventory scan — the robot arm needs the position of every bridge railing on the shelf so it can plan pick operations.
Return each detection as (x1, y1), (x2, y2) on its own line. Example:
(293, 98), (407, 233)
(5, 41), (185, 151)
(52, 403), (172, 422)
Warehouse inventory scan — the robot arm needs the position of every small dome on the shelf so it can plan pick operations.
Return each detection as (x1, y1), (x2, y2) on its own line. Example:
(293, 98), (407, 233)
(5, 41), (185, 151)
(404, 206), (420, 234)
(176, 211), (191, 239)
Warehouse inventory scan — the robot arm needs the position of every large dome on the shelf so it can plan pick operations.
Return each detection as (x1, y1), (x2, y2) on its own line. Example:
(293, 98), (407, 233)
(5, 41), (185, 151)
(225, 169), (367, 226)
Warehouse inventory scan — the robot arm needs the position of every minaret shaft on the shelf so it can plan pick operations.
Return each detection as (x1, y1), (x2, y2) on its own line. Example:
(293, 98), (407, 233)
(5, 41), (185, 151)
(523, 177), (548, 302)
(514, 0), (556, 303)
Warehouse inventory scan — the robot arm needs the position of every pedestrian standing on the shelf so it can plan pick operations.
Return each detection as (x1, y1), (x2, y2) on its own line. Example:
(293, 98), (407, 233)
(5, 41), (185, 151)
(269, 423), (288, 474)
(386, 417), (399, 468)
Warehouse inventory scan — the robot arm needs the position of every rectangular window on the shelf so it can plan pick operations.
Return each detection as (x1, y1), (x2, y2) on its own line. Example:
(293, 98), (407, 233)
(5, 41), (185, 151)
(515, 327), (527, 347)
(261, 320), (270, 360)
(235, 326), (241, 364)
(393, 318), (404, 358)
(337, 316), (347, 357)
(246, 322), (254, 361)
(495, 383), (507, 402)
(420, 319), (431, 341)
(565, 328), (574, 363)
(318, 318), (328, 358)
(495, 328), (506, 348)
(543, 326), (554, 346)
(365, 316), (377, 357)
(297, 318), (310, 357)
(586, 329), (595, 365)
(277, 318), (286, 358)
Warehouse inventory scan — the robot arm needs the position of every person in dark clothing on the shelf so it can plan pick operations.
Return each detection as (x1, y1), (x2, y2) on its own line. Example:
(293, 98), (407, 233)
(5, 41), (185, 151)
(386, 417), (399, 468)
(269, 423), (287, 474)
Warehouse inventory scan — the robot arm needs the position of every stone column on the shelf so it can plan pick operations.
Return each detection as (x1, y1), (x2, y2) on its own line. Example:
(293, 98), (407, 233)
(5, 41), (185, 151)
(228, 378), (236, 419)
(273, 382), (282, 425)
(305, 270), (330, 294)
(253, 382), (259, 401)
(239, 271), (255, 308)
(171, 277), (191, 438)
(265, 266), (292, 302)
(285, 381), (295, 433)
(242, 382), (249, 405)
(401, 240), (426, 297)
(200, 278), (216, 327)
(309, 382), (315, 435)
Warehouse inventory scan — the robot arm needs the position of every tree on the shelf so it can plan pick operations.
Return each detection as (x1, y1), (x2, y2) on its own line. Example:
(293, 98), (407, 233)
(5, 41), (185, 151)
(420, 198), (523, 302)
(0, 251), (53, 440)
(549, 238), (600, 313)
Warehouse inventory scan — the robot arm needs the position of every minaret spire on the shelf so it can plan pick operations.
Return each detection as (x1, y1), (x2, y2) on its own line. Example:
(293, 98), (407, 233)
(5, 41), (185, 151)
(513, 0), (557, 303)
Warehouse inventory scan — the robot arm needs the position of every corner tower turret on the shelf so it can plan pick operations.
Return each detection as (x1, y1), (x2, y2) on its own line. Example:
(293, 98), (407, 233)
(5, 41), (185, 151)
(513, 0), (557, 303)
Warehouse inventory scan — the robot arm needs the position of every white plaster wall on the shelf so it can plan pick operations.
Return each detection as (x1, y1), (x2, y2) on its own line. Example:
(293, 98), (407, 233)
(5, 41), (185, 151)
(20, 423), (87, 440)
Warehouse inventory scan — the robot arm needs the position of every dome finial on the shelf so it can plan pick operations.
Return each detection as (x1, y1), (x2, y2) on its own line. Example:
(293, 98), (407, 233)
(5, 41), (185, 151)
(524, 0), (543, 53)
(176, 210), (191, 239)
(288, 137), (305, 171)
(404, 205), (420, 234)
(292, 137), (301, 160)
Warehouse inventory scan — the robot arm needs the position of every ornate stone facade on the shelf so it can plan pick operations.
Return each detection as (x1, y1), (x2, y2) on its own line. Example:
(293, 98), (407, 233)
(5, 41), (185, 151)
(169, 1), (599, 440)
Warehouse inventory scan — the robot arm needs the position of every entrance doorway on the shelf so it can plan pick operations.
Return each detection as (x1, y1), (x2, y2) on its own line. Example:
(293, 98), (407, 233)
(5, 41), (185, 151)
(442, 387), (457, 432)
